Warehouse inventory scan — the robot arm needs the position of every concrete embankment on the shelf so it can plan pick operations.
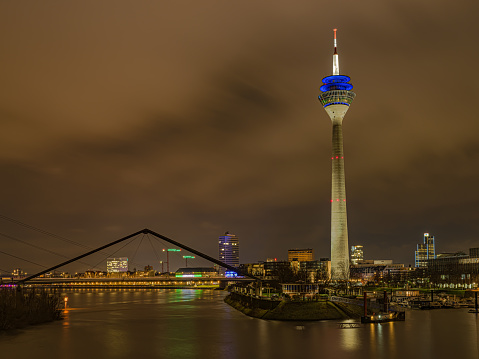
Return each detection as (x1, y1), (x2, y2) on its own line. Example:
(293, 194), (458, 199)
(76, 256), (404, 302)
(225, 292), (363, 321)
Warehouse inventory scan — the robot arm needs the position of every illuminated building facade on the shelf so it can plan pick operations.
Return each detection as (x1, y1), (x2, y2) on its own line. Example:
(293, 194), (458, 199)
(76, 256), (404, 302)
(175, 267), (218, 278)
(106, 257), (129, 273)
(415, 233), (436, 267)
(218, 232), (239, 267)
(426, 248), (479, 288)
(288, 248), (314, 262)
(351, 245), (364, 265)
(318, 29), (356, 280)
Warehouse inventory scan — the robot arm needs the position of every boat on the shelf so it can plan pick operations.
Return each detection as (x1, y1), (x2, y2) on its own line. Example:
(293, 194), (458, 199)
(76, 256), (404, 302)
(420, 301), (443, 310)
(361, 311), (406, 323)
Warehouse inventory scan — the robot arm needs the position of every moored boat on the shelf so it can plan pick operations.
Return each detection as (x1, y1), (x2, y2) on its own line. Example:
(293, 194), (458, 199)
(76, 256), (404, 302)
(361, 311), (406, 323)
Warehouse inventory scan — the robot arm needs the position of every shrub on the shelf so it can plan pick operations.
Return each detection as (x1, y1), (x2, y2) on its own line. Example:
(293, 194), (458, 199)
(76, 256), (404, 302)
(0, 287), (63, 330)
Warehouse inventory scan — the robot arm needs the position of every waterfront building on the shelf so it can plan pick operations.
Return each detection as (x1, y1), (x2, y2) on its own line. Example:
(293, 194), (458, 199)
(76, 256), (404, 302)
(350, 261), (405, 283)
(288, 248), (314, 262)
(263, 260), (291, 280)
(415, 233), (436, 267)
(218, 232), (240, 267)
(263, 258), (331, 282)
(350, 245), (364, 265)
(239, 262), (265, 277)
(12, 268), (25, 278)
(301, 259), (331, 282)
(106, 257), (129, 273)
(282, 283), (321, 297)
(426, 248), (479, 288)
(175, 267), (218, 278)
(318, 29), (356, 280)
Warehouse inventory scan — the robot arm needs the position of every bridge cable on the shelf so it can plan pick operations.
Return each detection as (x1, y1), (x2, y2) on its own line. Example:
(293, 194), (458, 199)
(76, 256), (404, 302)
(0, 267), (13, 275)
(0, 249), (47, 268)
(88, 235), (139, 273)
(0, 214), (90, 249)
(146, 234), (161, 261)
(17, 229), (147, 283)
(129, 234), (145, 270)
(0, 232), (107, 272)
(0, 214), (138, 266)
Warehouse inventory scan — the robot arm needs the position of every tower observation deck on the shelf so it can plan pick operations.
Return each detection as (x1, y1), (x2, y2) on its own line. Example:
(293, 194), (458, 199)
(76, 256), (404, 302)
(318, 29), (355, 281)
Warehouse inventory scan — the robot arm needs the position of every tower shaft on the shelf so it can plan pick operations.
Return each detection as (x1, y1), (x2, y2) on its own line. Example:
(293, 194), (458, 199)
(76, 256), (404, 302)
(330, 118), (349, 280)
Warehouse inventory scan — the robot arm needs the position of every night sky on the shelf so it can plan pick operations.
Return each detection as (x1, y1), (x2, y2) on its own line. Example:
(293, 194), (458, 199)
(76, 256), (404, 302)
(1, 1), (479, 275)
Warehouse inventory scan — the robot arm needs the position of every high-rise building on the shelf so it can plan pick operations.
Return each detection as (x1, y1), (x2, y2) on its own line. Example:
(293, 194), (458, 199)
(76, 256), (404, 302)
(288, 249), (314, 262)
(318, 29), (356, 280)
(350, 245), (364, 265)
(218, 232), (240, 267)
(106, 257), (129, 273)
(415, 233), (436, 267)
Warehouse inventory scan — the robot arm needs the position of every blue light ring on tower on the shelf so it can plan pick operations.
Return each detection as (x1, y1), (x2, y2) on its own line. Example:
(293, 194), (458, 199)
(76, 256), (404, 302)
(318, 90), (355, 108)
(320, 83), (353, 92)
(322, 75), (351, 84)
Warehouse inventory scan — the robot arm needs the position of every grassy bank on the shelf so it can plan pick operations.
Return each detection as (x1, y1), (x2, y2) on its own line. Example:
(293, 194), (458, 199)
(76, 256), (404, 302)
(225, 294), (362, 321)
(0, 287), (63, 331)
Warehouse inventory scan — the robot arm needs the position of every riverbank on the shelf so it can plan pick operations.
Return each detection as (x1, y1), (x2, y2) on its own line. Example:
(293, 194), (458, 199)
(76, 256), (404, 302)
(224, 293), (365, 320)
(0, 287), (63, 331)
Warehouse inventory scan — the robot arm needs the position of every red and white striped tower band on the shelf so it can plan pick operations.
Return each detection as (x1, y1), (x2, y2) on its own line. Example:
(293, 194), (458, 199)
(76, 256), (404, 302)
(318, 29), (356, 281)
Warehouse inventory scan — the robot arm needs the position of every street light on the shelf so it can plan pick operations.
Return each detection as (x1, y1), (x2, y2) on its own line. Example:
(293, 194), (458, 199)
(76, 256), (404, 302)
(162, 248), (181, 273)
(183, 255), (195, 267)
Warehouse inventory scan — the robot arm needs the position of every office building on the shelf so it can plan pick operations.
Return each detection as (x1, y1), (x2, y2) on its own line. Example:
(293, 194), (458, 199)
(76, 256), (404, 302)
(288, 248), (314, 262)
(318, 29), (356, 280)
(426, 248), (479, 287)
(218, 232), (240, 267)
(106, 257), (128, 273)
(415, 233), (436, 267)
(350, 245), (364, 265)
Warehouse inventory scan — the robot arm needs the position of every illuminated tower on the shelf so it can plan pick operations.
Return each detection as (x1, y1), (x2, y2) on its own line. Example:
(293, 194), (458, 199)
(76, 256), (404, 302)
(218, 232), (240, 267)
(318, 29), (356, 280)
(415, 233), (436, 267)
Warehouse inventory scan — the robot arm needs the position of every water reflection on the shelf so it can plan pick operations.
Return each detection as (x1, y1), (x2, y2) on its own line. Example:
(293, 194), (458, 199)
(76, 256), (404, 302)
(339, 323), (360, 351)
(2, 290), (479, 359)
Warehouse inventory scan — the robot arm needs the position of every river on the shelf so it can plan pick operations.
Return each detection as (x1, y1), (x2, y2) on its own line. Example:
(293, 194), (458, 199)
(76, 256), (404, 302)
(1, 289), (478, 359)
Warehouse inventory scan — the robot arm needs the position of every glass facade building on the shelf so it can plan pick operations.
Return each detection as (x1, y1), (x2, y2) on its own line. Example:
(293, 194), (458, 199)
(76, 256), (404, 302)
(106, 257), (129, 273)
(350, 245), (364, 265)
(415, 233), (436, 267)
(218, 232), (239, 267)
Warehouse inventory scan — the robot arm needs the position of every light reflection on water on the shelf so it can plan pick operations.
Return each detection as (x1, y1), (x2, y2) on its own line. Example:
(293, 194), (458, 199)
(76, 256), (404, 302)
(340, 322), (360, 351)
(0, 289), (478, 359)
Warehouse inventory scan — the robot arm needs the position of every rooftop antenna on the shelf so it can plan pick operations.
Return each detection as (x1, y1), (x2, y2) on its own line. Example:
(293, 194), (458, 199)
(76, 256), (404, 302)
(333, 28), (340, 75)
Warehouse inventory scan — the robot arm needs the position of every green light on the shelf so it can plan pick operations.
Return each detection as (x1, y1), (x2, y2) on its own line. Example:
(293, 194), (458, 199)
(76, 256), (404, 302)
(174, 273), (203, 278)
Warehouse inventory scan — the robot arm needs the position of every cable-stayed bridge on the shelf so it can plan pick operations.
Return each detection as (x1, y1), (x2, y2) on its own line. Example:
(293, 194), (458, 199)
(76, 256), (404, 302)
(0, 218), (258, 287)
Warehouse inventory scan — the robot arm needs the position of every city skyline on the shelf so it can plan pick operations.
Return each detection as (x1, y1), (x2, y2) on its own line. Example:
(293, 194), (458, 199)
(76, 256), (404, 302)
(1, 1), (479, 274)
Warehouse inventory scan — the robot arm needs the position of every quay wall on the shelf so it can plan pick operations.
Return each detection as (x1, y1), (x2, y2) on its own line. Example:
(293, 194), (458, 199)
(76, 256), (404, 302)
(225, 292), (363, 321)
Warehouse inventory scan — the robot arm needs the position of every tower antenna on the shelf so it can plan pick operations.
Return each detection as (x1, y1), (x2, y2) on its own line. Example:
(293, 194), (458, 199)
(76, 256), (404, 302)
(333, 28), (340, 75)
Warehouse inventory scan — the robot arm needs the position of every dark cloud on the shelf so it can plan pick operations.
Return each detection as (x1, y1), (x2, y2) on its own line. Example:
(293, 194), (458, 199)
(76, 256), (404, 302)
(1, 0), (479, 274)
